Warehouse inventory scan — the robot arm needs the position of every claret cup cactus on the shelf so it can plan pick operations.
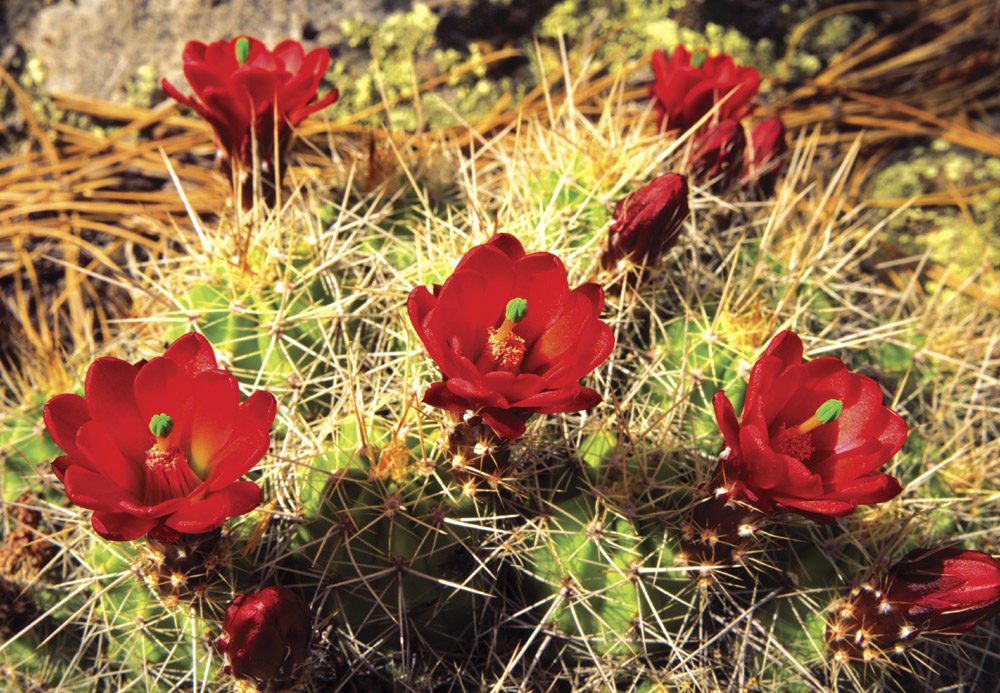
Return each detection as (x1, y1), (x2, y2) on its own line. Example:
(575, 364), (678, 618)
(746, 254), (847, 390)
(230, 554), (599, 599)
(2, 24), (996, 693)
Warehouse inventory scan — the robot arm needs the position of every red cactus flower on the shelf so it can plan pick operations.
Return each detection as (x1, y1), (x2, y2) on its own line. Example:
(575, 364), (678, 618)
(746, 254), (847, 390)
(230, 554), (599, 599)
(827, 548), (1000, 662)
(889, 547), (1000, 634)
(648, 45), (760, 133)
(690, 119), (746, 187)
(712, 330), (906, 520)
(43, 333), (276, 542)
(601, 173), (689, 271)
(741, 116), (787, 196)
(408, 233), (614, 439)
(161, 36), (337, 195)
(217, 586), (312, 688)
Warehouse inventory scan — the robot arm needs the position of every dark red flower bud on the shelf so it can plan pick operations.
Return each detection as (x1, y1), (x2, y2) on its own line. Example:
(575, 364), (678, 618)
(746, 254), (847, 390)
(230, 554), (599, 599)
(601, 173), (689, 271)
(43, 333), (276, 541)
(741, 117), (787, 196)
(408, 234), (614, 440)
(827, 548), (1000, 662)
(712, 330), (906, 520)
(648, 45), (760, 133)
(161, 36), (338, 204)
(689, 119), (746, 189)
(889, 548), (1000, 634)
(216, 586), (312, 688)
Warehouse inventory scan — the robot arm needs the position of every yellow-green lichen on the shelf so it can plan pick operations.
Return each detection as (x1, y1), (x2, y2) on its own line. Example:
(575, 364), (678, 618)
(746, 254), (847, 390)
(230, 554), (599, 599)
(540, 0), (776, 74)
(123, 64), (160, 109)
(869, 140), (1000, 293)
(328, 3), (518, 131)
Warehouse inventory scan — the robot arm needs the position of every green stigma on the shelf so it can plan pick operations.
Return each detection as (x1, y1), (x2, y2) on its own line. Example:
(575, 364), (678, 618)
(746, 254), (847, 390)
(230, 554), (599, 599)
(149, 413), (174, 438)
(505, 297), (528, 323)
(235, 37), (250, 65)
(814, 399), (844, 425)
(691, 50), (707, 69)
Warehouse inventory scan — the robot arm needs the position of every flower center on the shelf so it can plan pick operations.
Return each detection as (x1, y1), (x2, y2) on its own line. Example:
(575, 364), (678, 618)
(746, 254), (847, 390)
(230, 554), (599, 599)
(773, 425), (816, 462)
(144, 414), (200, 505)
(144, 446), (200, 506)
(772, 399), (844, 463)
(487, 297), (528, 369)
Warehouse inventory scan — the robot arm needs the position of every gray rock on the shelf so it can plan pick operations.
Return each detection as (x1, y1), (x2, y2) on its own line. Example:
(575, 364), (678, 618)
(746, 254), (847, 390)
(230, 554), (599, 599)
(13, 0), (455, 101)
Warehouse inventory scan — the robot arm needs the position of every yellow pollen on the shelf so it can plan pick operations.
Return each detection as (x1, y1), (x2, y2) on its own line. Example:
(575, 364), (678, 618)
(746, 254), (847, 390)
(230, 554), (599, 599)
(488, 319), (526, 368)
(145, 447), (174, 471)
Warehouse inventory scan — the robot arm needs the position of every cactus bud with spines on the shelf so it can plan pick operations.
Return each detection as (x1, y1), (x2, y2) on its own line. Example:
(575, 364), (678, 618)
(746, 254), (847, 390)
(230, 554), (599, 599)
(216, 585), (313, 689)
(826, 548), (1000, 663)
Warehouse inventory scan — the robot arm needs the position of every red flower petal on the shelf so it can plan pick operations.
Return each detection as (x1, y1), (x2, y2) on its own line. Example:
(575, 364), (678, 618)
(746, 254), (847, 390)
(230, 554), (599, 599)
(428, 270), (493, 367)
(483, 371), (544, 402)
(43, 393), (90, 456)
(63, 465), (135, 512)
(768, 496), (856, 519)
(181, 40), (208, 64)
(287, 88), (338, 125)
(762, 329), (803, 365)
(536, 307), (613, 388)
(187, 370), (241, 478)
(118, 496), (190, 519)
(510, 252), (571, 344)
(237, 390), (277, 431)
(164, 332), (219, 377)
(91, 511), (158, 541)
(184, 62), (228, 98)
(480, 409), (529, 439)
(74, 421), (143, 496)
(272, 39), (306, 72)
(738, 417), (787, 491)
(483, 233), (526, 261)
(85, 357), (149, 462)
(161, 77), (212, 119)
(525, 288), (594, 371)
(445, 378), (508, 408)
(165, 481), (261, 533)
(518, 386), (602, 414)
(205, 428), (270, 493)
(422, 381), (472, 412)
(712, 391), (741, 453)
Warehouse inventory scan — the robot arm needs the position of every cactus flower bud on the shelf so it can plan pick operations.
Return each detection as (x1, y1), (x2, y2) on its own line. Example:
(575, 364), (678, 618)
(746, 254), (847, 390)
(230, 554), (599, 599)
(889, 548), (1000, 634)
(216, 586), (312, 688)
(601, 173), (689, 271)
(741, 116), (787, 196)
(689, 119), (746, 188)
(827, 548), (1000, 662)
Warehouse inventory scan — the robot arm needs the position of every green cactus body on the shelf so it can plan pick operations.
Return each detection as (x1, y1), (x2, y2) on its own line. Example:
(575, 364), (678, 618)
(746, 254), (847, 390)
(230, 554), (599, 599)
(170, 281), (289, 380)
(527, 495), (674, 659)
(0, 396), (64, 502)
(653, 317), (749, 442)
(527, 161), (610, 251)
(87, 541), (216, 679)
(299, 419), (486, 657)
